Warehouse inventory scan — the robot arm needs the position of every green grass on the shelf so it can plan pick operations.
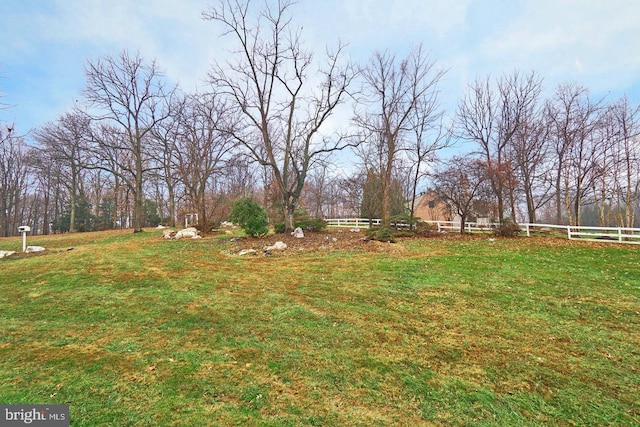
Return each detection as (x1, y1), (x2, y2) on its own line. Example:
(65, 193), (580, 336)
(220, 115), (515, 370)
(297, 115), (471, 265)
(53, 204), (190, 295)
(1, 230), (639, 426)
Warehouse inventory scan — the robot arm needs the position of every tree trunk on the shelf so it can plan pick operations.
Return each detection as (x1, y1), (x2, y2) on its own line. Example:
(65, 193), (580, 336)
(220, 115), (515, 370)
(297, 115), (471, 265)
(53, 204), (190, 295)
(69, 171), (77, 233)
(133, 157), (144, 232)
(168, 183), (176, 228)
(381, 146), (394, 228)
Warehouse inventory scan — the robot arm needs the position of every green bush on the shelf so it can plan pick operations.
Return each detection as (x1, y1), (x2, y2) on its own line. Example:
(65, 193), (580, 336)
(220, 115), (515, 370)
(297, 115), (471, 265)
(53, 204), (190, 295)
(290, 208), (327, 231)
(228, 199), (269, 237)
(366, 226), (396, 243)
(296, 218), (327, 231)
(389, 213), (418, 230)
(273, 222), (286, 234)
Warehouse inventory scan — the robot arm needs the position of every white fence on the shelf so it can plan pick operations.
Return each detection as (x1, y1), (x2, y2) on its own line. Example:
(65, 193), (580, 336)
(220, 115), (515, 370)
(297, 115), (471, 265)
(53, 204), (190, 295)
(324, 218), (640, 245)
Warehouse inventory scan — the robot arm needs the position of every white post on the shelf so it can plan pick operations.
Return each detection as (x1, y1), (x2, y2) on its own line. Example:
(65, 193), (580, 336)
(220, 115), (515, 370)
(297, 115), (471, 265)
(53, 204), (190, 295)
(18, 226), (30, 252)
(526, 224), (530, 237)
(618, 228), (622, 243)
(567, 226), (572, 240)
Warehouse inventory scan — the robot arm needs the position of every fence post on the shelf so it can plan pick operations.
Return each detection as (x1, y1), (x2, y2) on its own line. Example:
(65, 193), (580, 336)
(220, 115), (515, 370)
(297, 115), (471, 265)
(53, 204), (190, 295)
(525, 223), (530, 237)
(567, 226), (571, 240)
(618, 228), (622, 243)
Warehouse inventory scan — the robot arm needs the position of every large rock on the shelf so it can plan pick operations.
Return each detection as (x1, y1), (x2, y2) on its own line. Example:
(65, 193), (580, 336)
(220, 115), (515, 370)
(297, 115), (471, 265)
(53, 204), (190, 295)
(162, 229), (176, 239)
(175, 227), (200, 239)
(238, 249), (257, 256)
(26, 246), (46, 253)
(264, 241), (287, 252)
(291, 227), (304, 238)
(0, 250), (16, 259)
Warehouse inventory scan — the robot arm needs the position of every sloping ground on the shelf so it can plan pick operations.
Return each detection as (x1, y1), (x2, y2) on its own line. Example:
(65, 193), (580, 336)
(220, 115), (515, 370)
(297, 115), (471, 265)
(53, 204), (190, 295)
(0, 229), (638, 426)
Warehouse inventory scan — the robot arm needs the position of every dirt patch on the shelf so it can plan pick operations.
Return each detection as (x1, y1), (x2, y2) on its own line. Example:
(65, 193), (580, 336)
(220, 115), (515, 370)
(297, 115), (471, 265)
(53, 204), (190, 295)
(224, 228), (407, 256)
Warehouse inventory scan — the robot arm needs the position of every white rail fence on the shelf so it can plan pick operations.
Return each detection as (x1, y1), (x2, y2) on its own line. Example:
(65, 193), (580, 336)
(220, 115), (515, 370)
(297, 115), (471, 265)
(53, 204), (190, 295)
(324, 218), (640, 245)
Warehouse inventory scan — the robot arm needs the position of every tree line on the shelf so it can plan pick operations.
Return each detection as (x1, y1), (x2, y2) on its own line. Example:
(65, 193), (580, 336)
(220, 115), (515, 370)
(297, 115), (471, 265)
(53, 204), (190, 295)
(1, 0), (639, 237)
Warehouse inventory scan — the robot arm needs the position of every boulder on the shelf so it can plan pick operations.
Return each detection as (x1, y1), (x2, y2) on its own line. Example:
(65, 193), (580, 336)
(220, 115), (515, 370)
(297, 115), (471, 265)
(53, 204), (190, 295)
(238, 249), (257, 256)
(162, 229), (176, 239)
(264, 241), (287, 252)
(175, 227), (200, 239)
(0, 250), (16, 259)
(291, 227), (304, 238)
(26, 246), (46, 253)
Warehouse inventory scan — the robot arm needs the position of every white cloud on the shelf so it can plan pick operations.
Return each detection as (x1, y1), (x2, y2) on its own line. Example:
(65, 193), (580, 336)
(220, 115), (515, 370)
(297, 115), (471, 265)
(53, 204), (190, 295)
(474, 0), (640, 92)
(2, 0), (640, 133)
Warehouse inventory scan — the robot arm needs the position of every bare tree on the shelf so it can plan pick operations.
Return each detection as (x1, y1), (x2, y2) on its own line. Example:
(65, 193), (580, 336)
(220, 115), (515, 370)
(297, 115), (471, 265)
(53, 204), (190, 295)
(33, 111), (90, 232)
(87, 124), (137, 229)
(456, 70), (543, 223)
(174, 92), (237, 232)
(150, 96), (186, 227)
(84, 50), (175, 232)
(0, 125), (29, 236)
(608, 96), (640, 227)
(510, 112), (552, 223)
(546, 84), (602, 225)
(407, 105), (450, 228)
(432, 156), (490, 234)
(203, 0), (357, 231)
(354, 45), (445, 228)
(301, 158), (333, 219)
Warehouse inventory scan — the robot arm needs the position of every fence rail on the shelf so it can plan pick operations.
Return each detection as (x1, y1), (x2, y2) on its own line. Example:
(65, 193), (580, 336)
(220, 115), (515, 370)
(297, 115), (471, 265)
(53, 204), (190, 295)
(324, 218), (640, 245)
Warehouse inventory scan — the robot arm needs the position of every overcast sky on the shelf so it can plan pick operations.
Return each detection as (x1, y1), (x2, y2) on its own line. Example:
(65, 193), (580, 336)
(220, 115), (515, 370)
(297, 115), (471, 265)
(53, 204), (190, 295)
(2, 0), (640, 140)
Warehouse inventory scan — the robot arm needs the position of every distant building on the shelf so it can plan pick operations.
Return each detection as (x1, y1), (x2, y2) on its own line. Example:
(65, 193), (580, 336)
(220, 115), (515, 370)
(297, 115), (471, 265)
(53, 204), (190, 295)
(410, 191), (456, 222)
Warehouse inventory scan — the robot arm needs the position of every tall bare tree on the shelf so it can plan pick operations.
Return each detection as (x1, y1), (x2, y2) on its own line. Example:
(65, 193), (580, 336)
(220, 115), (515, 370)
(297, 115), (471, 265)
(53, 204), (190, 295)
(0, 125), (29, 236)
(546, 84), (602, 225)
(84, 50), (175, 232)
(456, 70), (542, 223)
(608, 96), (640, 227)
(203, 0), (356, 231)
(354, 44), (445, 228)
(33, 111), (90, 232)
(510, 111), (552, 223)
(150, 96), (185, 227)
(174, 92), (237, 232)
(407, 104), (450, 228)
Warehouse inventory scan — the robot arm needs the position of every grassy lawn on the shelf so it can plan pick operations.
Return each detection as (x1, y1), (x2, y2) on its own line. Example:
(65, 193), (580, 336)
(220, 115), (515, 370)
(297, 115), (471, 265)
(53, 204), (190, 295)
(0, 229), (638, 426)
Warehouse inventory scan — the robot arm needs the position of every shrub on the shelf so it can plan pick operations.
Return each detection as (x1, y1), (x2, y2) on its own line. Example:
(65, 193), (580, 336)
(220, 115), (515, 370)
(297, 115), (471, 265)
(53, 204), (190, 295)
(296, 217), (327, 231)
(366, 226), (396, 243)
(228, 199), (269, 237)
(291, 209), (327, 231)
(273, 222), (286, 234)
(389, 213), (418, 230)
(493, 219), (521, 238)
